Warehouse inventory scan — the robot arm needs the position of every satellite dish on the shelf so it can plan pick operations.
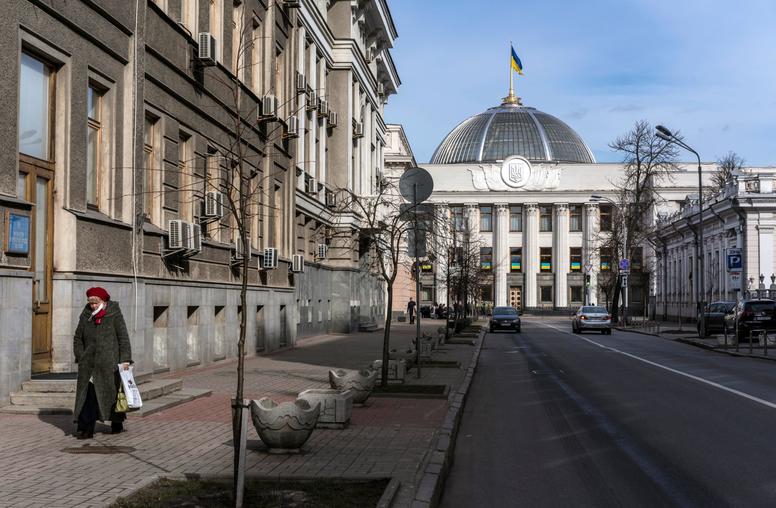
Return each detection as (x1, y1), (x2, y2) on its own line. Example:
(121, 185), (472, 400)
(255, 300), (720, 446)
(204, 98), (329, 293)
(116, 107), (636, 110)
(399, 167), (434, 204)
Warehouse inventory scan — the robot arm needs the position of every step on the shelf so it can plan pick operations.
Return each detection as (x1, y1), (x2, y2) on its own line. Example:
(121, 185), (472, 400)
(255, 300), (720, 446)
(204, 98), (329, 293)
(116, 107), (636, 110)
(128, 388), (212, 417)
(22, 379), (77, 393)
(10, 391), (74, 407)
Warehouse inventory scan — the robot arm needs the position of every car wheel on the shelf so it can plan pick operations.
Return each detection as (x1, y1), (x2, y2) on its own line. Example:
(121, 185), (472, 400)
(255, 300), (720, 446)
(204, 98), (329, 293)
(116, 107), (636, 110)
(489, 327), (494, 333)
(516, 327), (521, 333)
(572, 325), (579, 334)
(601, 330), (606, 335)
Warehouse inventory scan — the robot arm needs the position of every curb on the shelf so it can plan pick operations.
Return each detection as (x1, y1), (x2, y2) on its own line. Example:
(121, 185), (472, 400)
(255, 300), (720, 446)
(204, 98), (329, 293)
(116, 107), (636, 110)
(410, 327), (486, 508)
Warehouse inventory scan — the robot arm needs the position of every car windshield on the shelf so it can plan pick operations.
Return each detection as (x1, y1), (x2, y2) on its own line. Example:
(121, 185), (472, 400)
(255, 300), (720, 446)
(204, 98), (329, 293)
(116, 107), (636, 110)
(581, 307), (607, 314)
(493, 307), (517, 316)
(746, 302), (775, 312)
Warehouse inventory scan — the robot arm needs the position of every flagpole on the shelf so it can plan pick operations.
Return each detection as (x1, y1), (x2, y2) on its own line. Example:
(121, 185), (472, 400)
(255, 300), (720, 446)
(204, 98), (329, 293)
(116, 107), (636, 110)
(509, 42), (514, 97)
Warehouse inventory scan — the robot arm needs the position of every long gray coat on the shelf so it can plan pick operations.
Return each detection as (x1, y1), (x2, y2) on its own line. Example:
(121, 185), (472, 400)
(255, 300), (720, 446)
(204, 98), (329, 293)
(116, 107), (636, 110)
(73, 301), (133, 421)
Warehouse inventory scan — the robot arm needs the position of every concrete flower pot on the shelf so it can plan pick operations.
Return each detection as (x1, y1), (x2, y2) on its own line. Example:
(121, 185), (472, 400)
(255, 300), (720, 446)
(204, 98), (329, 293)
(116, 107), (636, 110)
(250, 397), (320, 453)
(298, 388), (353, 429)
(389, 348), (416, 364)
(370, 359), (407, 382)
(328, 369), (376, 405)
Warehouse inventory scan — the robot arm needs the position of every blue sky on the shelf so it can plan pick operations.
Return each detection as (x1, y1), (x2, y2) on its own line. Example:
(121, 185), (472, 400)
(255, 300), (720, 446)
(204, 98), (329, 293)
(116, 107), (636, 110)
(384, 0), (776, 166)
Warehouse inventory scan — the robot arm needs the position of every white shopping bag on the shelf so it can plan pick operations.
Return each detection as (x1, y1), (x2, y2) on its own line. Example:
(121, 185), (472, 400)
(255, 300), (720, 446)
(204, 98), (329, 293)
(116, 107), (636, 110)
(118, 364), (143, 409)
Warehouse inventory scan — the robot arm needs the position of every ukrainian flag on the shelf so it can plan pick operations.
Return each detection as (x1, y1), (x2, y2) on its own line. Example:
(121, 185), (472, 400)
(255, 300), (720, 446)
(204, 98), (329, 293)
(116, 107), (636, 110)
(511, 45), (524, 75)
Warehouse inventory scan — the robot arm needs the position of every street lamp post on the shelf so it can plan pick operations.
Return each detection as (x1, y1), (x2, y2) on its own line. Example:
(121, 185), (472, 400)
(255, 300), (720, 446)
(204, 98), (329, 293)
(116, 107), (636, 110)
(655, 126), (705, 319)
(591, 195), (628, 323)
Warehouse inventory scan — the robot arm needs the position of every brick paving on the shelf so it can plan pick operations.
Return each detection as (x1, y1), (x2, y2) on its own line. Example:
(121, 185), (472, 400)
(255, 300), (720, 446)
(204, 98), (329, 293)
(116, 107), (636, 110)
(0, 320), (477, 507)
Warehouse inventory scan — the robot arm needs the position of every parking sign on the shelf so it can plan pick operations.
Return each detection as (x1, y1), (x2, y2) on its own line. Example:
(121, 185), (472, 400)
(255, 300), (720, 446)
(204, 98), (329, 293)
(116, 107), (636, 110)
(726, 248), (743, 272)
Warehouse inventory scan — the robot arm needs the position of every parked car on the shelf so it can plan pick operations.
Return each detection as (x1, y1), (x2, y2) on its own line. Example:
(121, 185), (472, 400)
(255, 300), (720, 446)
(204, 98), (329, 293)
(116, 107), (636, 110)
(572, 306), (612, 334)
(489, 306), (521, 333)
(697, 301), (736, 337)
(723, 299), (776, 342)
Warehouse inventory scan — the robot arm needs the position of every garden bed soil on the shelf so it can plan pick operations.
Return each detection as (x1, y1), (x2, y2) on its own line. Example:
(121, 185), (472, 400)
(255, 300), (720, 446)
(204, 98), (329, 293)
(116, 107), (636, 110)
(111, 477), (390, 508)
(372, 384), (449, 399)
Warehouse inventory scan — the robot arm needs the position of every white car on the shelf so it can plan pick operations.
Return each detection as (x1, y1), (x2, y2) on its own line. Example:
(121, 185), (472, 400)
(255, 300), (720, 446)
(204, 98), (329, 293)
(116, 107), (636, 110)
(572, 306), (612, 334)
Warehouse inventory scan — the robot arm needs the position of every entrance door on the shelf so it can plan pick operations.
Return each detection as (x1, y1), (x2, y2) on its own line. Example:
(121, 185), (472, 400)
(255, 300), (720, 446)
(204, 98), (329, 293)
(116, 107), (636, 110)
(509, 286), (522, 309)
(20, 162), (54, 374)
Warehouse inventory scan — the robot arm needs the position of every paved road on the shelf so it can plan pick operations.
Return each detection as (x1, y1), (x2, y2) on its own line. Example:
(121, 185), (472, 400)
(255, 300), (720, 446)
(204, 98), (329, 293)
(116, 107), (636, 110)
(440, 317), (776, 508)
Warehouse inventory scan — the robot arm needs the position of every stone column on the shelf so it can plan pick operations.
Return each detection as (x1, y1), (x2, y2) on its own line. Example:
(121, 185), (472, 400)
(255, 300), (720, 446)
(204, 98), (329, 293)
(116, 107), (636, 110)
(494, 203), (510, 306)
(554, 203), (570, 308)
(524, 203), (539, 308)
(584, 203), (600, 304)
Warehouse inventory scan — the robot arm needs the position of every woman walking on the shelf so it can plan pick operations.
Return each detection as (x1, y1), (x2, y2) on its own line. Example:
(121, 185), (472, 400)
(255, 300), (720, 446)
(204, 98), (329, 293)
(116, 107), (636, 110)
(73, 287), (133, 438)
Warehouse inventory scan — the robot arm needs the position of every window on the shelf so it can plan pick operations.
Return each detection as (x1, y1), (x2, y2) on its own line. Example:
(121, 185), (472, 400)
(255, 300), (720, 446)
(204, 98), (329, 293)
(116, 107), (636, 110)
(181, 0), (198, 35)
(480, 247), (493, 270)
(600, 248), (612, 271)
(540, 286), (553, 303)
(570, 247), (582, 272)
(570, 286), (583, 303)
(480, 206), (492, 232)
(209, 0), (224, 62)
(540, 205), (552, 232)
(452, 206), (464, 231)
(178, 133), (194, 222)
(632, 247), (643, 272)
(481, 285), (493, 303)
(600, 205), (612, 231)
(86, 84), (104, 207)
(250, 17), (263, 95)
(540, 247), (552, 272)
(570, 205), (582, 232)
(232, 1), (245, 78)
(509, 205), (522, 232)
(143, 115), (161, 224)
(19, 53), (53, 160)
(510, 247), (522, 273)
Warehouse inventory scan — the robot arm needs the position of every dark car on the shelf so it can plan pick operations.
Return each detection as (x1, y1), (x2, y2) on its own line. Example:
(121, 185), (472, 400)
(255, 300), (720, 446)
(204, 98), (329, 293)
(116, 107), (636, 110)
(489, 306), (521, 333)
(697, 301), (736, 337)
(723, 299), (776, 342)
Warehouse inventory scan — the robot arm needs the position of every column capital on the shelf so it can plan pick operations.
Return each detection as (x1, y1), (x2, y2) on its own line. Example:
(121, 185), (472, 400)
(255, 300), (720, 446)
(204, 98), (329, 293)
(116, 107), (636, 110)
(584, 202), (599, 214)
(554, 203), (569, 213)
(464, 202), (478, 209)
(525, 202), (539, 214)
(495, 203), (510, 215)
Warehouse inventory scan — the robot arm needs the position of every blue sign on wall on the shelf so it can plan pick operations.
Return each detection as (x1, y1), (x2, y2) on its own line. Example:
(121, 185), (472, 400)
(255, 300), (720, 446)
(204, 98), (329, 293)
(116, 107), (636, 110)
(6, 212), (30, 254)
(726, 248), (743, 272)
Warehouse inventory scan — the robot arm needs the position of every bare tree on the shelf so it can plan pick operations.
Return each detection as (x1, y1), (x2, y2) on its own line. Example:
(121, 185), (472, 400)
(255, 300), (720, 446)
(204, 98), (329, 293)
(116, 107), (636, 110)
(605, 120), (681, 321)
(709, 151), (745, 196)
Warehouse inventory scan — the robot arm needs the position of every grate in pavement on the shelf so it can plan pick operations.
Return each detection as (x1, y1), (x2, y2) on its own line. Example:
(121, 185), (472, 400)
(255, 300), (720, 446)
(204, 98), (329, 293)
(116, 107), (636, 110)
(62, 444), (136, 454)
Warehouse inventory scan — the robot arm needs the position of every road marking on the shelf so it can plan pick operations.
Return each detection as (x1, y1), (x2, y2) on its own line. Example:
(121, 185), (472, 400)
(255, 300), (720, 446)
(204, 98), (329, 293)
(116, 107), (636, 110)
(538, 321), (776, 411)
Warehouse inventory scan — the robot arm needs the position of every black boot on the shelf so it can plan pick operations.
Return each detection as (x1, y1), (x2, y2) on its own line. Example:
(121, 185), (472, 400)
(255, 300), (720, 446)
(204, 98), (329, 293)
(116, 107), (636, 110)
(111, 421), (124, 434)
(76, 424), (94, 439)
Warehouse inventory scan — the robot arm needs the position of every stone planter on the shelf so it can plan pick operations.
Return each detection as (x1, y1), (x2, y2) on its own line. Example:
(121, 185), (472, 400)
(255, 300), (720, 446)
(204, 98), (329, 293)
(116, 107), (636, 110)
(420, 340), (433, 359)
(371, 359), (407, 382)
(298, 388), (353, 429)
(250, 397), (320, 454)
(389, 348), (416, 364)
(328, 369), (376, 405)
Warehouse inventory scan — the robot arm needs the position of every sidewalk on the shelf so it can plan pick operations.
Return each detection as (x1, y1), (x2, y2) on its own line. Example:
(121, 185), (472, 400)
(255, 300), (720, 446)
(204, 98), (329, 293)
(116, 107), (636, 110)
(0, 320), (481, 507)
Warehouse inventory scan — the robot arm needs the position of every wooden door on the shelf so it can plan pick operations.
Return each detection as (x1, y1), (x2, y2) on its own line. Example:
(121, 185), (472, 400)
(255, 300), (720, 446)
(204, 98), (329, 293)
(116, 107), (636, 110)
(509, 286), (522, 310)
(20, 161), (54, 373)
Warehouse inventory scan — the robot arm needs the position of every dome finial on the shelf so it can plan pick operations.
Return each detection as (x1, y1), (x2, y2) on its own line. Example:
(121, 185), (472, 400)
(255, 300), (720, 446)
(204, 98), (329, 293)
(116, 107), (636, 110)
(501, 91), (523, 106)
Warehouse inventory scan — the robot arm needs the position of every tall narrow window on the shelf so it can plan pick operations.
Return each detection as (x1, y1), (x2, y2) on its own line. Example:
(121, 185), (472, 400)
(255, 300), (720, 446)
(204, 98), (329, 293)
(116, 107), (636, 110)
(569, 205), (582, 232)
(181, 0), (198, 35)
(86, 84), (104, 208)
(540, 205), (552, 232)
(510, 247), (522, 273)
(479, 206), (492, 232)
(600, 248), (612, 271)
(19, 53), (53, 160)
(600, 205), (612, 231)
(143, 116), (160, 224)
(452, 206), (464, 231)
(209, 0), (224, 62)
(232, 1), (245, 78)
(480, 247), (492, 271)
(570, 247), (582, 272)
(509, 205), (522, 232)
(540, 247), (552, 272)
(632, 247), (643, 272)
(178, 133), (194, 222)
(251, 17), (263, 95)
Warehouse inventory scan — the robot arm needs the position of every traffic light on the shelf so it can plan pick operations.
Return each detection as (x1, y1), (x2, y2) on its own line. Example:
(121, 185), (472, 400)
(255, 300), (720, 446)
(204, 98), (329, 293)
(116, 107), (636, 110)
(584, 274), (591, 287)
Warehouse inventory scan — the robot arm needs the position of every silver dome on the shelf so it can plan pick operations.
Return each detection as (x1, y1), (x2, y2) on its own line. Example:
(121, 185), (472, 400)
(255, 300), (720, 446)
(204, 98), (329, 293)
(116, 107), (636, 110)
(430, 103), (595, 165)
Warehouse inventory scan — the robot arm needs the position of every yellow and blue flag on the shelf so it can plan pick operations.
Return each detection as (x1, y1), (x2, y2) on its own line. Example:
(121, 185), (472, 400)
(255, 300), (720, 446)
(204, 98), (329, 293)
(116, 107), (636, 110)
(511, 45), (524, 75)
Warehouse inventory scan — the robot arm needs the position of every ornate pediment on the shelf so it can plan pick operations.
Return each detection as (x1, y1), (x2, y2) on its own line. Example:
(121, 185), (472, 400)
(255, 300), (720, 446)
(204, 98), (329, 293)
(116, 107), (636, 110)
(468, 156), (561, 191)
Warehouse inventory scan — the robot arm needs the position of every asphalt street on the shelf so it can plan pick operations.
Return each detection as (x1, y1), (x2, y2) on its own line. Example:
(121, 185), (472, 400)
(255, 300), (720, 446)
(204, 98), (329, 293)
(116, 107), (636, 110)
(440, 317), (776, 508)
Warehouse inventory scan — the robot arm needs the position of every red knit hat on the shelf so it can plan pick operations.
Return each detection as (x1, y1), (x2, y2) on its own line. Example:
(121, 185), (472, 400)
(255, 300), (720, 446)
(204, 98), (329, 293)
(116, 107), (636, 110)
(86, 287), (110, 301)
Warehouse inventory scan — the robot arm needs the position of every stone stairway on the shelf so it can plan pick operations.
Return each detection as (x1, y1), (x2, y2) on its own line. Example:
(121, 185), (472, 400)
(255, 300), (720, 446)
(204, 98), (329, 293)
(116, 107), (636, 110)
(1, 376), (211, 417)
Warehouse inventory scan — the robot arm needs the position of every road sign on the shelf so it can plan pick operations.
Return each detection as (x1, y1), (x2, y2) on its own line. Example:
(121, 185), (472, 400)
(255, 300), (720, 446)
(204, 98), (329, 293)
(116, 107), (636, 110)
(584, 262), (592, 273)
(621, 274), (629, 288)
(726, 248), (743, 272)
(619, 258), (630, 271)
(728, 272), (742, 289)
(399, 167), (434, 204)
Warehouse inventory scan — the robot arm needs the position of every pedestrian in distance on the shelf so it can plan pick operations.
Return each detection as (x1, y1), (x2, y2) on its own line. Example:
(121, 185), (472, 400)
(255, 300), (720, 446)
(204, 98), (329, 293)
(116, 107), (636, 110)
(73, 287), (133, 439)
(407, 297), (417, 324)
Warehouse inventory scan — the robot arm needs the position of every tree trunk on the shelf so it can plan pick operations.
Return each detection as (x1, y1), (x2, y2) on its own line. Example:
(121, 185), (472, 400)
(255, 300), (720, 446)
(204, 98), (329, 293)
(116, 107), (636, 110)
(611, 276), (621, 322)
(381, 284), (393, 387)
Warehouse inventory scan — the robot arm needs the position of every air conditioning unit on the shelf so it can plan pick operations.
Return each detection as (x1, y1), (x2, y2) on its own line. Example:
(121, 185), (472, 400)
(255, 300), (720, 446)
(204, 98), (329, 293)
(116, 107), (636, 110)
(306, 176), (317, 195)
(204, 191), (224, 218)
(190, 223), (202, 252)
(318, 99), (329, 116)
(180, 222), (194, 250)
(353, 121), (364, 138)
(377, 83), (385, 96)
(263, 247), (278, 269)
(197, 33), (217, 66)
(317, 243), (328, 259)
(327, 111), (338, 128)
(306, 91), (318, 112)
(258, 95), (278, 120)
(233, 236), (249, 261)
(284, 116), (299, 138)
(295, 71), (307, 93)
(168, 219), (185, 249)
(292, 254), (305, 273)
